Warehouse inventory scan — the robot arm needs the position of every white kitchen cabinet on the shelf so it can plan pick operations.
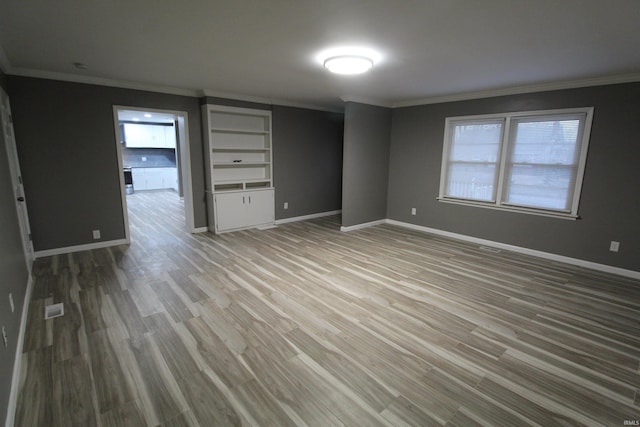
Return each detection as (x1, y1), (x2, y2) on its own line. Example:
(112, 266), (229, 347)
(213, 188), (274, 233)
(131, 167), (178, 191)
(162, 167), (178, 190)
(164, 125), (176, 148)
(144, 168), (164, 189)
(124, 123), (175, 148)
(131, 168), (146, 190)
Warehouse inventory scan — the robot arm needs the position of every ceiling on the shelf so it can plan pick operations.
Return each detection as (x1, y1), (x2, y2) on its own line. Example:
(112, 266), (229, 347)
(1, 1), (639, 111)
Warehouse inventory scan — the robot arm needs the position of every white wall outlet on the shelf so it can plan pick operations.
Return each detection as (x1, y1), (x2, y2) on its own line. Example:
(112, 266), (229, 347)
(2, 326), (7, 347)
(609, 241), (620, 252)
(92, 229), (101, 239)
(141, 156), (147, 161)
(9, 293), (14, 313)
(411, 207), (417, 216)
(284, 202), (288, 209)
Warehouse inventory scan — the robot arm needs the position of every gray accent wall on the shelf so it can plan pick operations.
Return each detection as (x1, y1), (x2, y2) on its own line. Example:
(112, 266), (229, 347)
(272, 105), (343, 220)
(8, 76), (206, 251)
(0, 68), (7, 92)
(342, 102), (392, 227)
(387, 82), (640, 272)
(0, 87), (29, 424)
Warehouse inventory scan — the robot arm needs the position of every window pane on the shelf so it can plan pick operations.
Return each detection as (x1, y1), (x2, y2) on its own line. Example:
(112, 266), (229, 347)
(511, 119), (580, 164)
(505, 164), (573, 210)
(447, 163), (496, 201)
(450, 122), (502, 162)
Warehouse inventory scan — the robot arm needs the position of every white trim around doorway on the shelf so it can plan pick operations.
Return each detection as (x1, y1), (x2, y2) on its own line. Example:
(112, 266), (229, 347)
(112, 106), (197, 241)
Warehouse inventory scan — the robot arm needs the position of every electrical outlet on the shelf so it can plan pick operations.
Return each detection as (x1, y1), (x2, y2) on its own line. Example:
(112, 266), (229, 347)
(9, 293), (14, 313)
(411, 207), (417, 216)
(141, 156), (147, 162)
(609, 241), (620, 252)
(2, 326), (7, 347)
(284, 202), (288, 209)
(92, 229), (101, 239)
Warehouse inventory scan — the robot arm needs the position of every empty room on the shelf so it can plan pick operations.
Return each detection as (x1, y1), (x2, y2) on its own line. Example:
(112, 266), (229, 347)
(1, 1), (639, 426)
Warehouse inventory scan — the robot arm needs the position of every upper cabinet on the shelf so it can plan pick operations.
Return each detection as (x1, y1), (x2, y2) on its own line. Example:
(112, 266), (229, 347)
(123, 123), (176, 148)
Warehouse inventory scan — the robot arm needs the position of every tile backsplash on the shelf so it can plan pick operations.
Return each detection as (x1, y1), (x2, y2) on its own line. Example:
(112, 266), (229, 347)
(122, 147), (176, 168)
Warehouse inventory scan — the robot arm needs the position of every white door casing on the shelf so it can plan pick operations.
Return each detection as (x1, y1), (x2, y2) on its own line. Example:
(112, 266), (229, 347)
(0, 88), (34, 271)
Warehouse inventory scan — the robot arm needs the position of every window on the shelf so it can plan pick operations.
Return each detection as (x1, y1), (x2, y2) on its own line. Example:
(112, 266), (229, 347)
(439, 108), (593, 218)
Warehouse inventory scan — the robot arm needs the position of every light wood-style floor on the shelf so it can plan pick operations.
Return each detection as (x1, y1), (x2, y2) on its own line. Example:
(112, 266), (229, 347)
(15, 190), (640, 426)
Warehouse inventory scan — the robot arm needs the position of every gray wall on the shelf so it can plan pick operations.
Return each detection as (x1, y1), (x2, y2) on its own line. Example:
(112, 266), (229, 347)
(0, 69), (7, 92)
(342, 102), (392, 227)
(272, 105), (343, 220)
(8, 76), (206, 251)
(387, 82), (640, 272)
(0, 85), (30, 424)
(7, 77), (347, 251)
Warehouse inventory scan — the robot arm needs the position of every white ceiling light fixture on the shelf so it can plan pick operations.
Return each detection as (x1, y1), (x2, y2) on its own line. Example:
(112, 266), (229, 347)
(323, 55), (374, 75)
(318, 46), (381, 76)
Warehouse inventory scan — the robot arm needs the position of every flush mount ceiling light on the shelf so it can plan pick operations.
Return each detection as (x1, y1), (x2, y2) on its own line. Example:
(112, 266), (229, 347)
(317, 46), (381, 76)
(323, 55), (374, 75)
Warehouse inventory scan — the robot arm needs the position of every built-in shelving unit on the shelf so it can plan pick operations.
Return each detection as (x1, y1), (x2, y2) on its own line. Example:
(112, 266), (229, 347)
(202, 105), (275, 233)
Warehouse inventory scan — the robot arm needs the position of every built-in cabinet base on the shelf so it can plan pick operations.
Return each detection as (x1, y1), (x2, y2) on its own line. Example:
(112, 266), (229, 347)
(210, 188), (274, 233)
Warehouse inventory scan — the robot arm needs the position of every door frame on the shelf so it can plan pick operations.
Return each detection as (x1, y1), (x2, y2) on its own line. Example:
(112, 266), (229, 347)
(1, 87), (34, 271)
(112, 105), (196, 242)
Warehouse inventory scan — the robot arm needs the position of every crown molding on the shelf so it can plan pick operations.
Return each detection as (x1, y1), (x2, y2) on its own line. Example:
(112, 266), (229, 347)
(392, 73), (640, 108)
(341, 96), (392, 108)
(270, 99), (343, 114)
(200, 89), (272, 104)
(201, 89), (342, 113)
(10, 67), (203, 97)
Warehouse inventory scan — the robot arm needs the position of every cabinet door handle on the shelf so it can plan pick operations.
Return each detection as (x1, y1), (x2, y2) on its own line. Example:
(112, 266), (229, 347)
(248, 196), (251, 204)
(243, 196), (245, 204)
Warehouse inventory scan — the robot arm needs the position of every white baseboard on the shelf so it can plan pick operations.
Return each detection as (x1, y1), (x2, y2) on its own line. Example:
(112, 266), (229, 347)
(276, 209), (341, 225)
(192, 227), (208, 233)
(339, 218), (639, 280)
(386, 219), (640, 280)
(5, 273), (34, 427)
(34, 238), (129, 258)
(340, 219), (386, 232)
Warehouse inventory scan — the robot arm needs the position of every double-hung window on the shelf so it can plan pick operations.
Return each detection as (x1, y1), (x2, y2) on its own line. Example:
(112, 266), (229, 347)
(439, 107), (593, 218)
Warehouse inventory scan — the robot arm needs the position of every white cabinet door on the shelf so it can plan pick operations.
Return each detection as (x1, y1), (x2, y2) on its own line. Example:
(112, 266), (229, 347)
(162, 167), (178, 190)
(214, 192), (250, 232)
(244, 189), (274, 227)
(214, 189), (274, 232)
(164, 125), (176, 148)
(145, 169), (164, 190)
(124, 123), (167, 148)
(131, 168), (146, 190)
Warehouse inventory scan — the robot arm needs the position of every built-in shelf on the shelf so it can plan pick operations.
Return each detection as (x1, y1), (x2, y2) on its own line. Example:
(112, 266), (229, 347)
(203, 104), (275, 233)
(212, 147), (270, 152)
(212, 162), (270, 167)
(211, 128), (270, 135)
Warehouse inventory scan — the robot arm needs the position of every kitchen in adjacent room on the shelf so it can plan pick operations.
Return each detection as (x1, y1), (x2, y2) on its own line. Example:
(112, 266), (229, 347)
(115, 107), (191, 241)
(118, 110), (179, 194)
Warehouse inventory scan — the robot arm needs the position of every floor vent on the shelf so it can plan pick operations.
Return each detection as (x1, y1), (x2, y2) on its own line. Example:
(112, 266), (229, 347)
(44, 303), (64, 320)
(479, 245), (502, 253)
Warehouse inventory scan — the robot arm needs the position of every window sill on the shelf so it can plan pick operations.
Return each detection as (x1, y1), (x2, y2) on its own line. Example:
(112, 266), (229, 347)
(437, 197), (579, 220)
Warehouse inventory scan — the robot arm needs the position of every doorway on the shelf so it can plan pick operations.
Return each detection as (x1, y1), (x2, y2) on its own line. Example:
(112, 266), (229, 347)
(112, 106), (195, 243)
(1, 88), (34, 271)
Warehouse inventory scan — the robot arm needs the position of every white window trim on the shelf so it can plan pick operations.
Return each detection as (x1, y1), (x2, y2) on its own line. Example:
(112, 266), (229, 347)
(438, 107), (594, 219)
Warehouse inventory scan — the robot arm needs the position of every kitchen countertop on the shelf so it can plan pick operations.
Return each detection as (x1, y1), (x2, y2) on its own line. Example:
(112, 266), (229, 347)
(125, 164), (177, 169)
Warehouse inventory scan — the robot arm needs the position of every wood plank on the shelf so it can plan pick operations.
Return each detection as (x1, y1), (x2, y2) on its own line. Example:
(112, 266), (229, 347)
(14, 191), (640, 427)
